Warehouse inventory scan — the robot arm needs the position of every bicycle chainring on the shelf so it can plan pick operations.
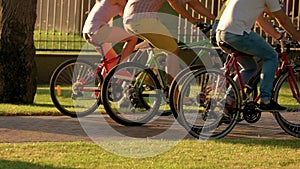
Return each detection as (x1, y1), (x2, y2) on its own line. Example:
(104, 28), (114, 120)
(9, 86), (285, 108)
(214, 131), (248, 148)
(242, 101), (261, 123)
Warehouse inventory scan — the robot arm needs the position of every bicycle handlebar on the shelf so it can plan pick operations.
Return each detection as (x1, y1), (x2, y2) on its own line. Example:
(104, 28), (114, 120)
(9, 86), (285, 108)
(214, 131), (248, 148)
(274, 25), (299, 51)
(275, 37), (299, 54)
(196, 22), (212, 34)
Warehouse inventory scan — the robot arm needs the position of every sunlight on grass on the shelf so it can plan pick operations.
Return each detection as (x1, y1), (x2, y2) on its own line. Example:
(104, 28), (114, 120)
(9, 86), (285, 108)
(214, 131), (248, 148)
(34, 30), (85, 51)
(0, 86), (59, 116)
(0, 140), (300, 168)
(0, 83), (299, 168)
(276, 82), (299, 109)
(0, 85), (104, 116)
(0, 81), (298, 116)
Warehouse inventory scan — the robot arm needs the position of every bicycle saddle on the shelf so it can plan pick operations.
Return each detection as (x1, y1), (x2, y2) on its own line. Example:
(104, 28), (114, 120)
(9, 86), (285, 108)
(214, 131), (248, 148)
(217, 41), (238, 54)
(218, 41), (251, 56)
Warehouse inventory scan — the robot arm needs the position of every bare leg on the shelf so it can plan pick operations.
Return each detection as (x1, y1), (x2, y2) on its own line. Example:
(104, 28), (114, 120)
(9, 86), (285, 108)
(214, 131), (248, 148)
(166, 48), (180, 84)
(92, 26), (138, 70)
(101, 43), (118, 71)
(120, 36), (138, 60)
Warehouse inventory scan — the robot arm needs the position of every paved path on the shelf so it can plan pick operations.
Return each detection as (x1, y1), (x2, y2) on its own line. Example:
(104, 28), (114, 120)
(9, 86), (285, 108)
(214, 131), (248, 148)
(0, 113), (297, 143)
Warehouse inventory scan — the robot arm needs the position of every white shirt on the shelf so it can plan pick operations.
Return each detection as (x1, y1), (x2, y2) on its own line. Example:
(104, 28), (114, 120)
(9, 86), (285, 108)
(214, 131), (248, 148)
(217, 0), (282, 35)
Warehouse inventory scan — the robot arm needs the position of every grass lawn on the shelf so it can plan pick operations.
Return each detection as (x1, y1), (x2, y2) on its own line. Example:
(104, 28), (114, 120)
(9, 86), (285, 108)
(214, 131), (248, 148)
(0, 85), (62, 116)
(0, 85), (105, 116)
(34, 30), (85, 51)
(1, 140), (300, 169)
(0, 85), (300, 168)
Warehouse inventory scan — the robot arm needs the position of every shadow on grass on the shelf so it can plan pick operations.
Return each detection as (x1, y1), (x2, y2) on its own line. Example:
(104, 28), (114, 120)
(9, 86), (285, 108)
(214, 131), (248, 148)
(30, 103), (56, 108)
(0, 160), (75, 169)
(218, 138), (300, 149)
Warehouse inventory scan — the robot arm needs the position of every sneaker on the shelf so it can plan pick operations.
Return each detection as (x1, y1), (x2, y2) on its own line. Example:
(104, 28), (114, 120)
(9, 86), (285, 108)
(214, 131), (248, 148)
(117, 96), (131, 108)
(258, 100), (286, 112)
(183, 97), (195, 105)
(71, 92), (83, 100)
(224, 97), (236, 113)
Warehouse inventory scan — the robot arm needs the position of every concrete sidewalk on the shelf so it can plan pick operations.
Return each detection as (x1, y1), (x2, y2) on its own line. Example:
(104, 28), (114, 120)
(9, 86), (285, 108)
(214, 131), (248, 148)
(0, 113), (296, 143)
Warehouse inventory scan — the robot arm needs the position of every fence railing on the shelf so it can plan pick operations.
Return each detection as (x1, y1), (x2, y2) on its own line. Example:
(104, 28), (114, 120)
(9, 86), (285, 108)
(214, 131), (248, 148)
(34, 0), (300, 52)
(35, 0), (96, 51)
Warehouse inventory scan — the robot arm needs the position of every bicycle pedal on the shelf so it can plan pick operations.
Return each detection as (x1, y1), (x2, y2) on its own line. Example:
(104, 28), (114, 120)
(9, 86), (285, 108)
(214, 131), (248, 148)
(71, 92), (83, 99)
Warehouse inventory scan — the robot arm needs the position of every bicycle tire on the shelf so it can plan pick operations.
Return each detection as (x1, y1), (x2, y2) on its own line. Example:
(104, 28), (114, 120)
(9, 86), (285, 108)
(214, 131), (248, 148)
(273, 66), (300, 138)
(176, 68), (241, 139)
(50, 58), (102, 117)
(169, 65), (204, 118)
(101, 62), (163, 126)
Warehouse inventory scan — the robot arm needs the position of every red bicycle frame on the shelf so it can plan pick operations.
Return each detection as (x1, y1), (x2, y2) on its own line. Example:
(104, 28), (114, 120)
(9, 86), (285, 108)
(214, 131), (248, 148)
(76, 39), (122, 94)
(223, 41), (300, 104)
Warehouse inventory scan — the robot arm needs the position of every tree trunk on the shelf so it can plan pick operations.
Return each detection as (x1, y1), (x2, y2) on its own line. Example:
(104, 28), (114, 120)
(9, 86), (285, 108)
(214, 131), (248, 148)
(0, 0), (37, 104)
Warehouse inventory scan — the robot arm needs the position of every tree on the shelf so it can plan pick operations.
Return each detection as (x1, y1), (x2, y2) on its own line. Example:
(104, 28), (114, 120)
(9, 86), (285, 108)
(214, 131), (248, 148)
(0, 0), (37, 103)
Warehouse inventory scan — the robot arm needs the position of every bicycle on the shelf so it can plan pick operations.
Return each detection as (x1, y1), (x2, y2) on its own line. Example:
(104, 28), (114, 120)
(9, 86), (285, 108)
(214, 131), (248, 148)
(49, 37), (190, 118)
(100, 23), (225, 126)
(172, 33), (300, 139)
(49, 39), (128, 117)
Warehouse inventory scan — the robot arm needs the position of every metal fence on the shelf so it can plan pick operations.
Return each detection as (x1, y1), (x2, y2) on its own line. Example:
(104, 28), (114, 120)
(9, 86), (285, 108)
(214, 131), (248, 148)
(35, 0), (96, 51)
(34, 0), (300, 52)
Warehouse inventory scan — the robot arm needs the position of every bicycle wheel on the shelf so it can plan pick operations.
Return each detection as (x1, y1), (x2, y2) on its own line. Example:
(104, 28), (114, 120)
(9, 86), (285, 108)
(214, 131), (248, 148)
(169, 65), (204, 118)
(101, 62), (163, 126)
(176, 68), (241, 139)
(50, 59), (102, 117)
(273, 66), (300, 138)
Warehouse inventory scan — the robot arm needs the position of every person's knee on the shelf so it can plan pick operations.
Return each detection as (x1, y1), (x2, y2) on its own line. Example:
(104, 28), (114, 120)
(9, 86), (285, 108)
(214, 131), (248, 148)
(263, 53), (278, 64)
(172, 47), (179, 55)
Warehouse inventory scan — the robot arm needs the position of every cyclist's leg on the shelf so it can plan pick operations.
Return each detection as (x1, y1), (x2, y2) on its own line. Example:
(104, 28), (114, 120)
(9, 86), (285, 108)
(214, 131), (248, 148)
(86, 25), (118, 70)
(222, 55), (258, 108)
(84, 31), (118, 63)
(120, 36), (138, 60)
(91, 25), (138, 70)
(95, 26), (138, 59)
(99, 43), (119, 71)
(236, 55), (258, 87)
(218, 31), (278, 102)
(124, 18), (179, 84)
(140, 33), (179, 84)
